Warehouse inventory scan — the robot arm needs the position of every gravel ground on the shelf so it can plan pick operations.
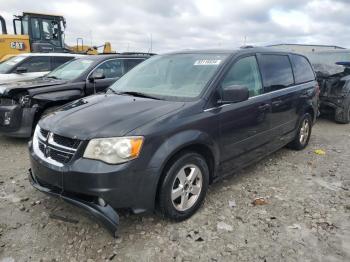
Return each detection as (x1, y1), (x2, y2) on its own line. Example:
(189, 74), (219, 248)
(0, 118), (349, 262)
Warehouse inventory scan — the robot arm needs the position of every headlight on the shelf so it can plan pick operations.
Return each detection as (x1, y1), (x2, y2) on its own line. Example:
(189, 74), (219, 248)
(83, 136), (144, 164)
(19, 95), (31, 107)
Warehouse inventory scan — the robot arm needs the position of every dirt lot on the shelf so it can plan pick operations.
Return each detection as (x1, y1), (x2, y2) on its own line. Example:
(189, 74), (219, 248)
(0, 118), (349, 262)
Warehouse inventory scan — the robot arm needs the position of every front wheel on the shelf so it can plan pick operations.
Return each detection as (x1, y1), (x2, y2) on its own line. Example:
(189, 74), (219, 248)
(288, 113), (312, 150)
(158, 152), (209, 221)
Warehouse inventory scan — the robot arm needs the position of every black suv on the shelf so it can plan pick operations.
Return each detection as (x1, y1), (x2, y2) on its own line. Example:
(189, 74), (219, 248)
(0, 53), (151, 137)
(29, 48), (318, 236)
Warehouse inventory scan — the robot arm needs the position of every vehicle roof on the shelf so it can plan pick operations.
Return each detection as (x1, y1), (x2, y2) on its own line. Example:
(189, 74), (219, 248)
(17, 53), (85, 57)
(79, 54), (152, 61)
(22, 12), (64, 18)
(162, 47), (300, 55)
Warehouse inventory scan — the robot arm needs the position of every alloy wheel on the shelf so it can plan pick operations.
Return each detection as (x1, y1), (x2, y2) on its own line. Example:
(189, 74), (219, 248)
(299, 118), (310, 145)
(171, 164), (203, 211)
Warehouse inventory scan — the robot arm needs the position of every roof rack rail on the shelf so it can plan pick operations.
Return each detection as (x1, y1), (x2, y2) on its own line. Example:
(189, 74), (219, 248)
(97, 52), (157, 56)
(120, 52), (157, 56)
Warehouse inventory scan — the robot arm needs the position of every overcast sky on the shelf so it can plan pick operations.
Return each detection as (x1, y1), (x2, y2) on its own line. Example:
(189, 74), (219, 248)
(1, 0), (349, 53)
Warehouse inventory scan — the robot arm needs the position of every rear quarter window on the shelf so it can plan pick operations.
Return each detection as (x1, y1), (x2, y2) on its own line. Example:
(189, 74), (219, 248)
(290, 54), (315, 84)
(259, 54), (294, 92)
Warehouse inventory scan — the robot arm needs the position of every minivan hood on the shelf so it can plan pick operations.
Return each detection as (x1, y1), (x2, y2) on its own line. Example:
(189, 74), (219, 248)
(0, 77), (67, 96)
(39, 94), (185, 140)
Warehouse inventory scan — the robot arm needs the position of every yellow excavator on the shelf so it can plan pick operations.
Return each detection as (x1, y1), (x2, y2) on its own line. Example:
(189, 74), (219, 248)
(0, 12), (114, 61)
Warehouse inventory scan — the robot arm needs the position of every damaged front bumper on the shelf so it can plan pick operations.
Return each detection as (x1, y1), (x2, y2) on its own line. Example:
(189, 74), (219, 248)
(0, 99), (37, 137)
(28, 168), (119, 237)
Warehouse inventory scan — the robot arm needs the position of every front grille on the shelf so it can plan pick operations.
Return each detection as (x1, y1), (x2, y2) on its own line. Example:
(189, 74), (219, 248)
(49, 148), (74, 163)
(40, 128), (49, 138)
(39, 142), (45, 152)
(53, 134), (80, 149)
(36, 127), (81, 165)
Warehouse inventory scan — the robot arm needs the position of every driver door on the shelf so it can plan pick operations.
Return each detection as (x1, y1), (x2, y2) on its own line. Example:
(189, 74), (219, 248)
(86, 59), (124, 94)
(218, 55), (273, 173)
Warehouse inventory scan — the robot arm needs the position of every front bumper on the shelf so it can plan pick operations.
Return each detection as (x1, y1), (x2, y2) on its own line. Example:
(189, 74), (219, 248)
(29, 168), (120, 236)
(28, 141), (159, 234)
(0, 103), (36, 137)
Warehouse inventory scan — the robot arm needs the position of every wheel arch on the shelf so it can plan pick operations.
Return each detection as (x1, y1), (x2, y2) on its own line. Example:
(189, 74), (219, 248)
(151, 131), (219, 207)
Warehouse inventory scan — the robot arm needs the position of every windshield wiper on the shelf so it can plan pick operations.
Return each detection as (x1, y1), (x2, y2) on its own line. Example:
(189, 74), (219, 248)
(46, 76), (60, 80)
(115, 91), (163, 100)
(107, 87), (117, 94)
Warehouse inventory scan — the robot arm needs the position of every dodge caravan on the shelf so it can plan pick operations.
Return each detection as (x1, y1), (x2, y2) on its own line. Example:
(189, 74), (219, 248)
(28, 48), (318, 236)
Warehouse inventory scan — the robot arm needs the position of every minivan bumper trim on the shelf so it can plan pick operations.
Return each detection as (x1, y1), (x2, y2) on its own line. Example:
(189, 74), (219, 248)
(28, 168), (119, 237)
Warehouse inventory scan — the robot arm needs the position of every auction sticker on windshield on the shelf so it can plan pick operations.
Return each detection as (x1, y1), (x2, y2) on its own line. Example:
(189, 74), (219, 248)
(194, 60), (222, 65)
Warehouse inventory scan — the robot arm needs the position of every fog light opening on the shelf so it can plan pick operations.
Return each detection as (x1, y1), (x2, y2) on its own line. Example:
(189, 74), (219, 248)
(98, 197), (107, 207)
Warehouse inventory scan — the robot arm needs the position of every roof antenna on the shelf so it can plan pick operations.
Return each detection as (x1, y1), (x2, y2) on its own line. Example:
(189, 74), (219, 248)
(148, 33), (153, 53)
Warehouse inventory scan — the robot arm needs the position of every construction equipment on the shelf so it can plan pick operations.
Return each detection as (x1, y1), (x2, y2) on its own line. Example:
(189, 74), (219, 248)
(70, 38), (113, 55)
(0, 12), (114, 61)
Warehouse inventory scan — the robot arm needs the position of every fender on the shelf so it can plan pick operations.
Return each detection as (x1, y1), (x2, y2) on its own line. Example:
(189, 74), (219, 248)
(149, 129), (220, 170)
(32, 89), (83, 102)
(144, 129), (220, 207)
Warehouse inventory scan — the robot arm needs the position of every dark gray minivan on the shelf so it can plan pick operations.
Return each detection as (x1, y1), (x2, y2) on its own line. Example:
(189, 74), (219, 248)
(28, 48), (318, 235)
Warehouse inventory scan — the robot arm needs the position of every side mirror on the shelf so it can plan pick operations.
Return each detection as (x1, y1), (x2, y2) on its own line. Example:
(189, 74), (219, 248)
(219, 85), (249, 104)
(16, 67), (27, 74)
(88, 71), (105, 82)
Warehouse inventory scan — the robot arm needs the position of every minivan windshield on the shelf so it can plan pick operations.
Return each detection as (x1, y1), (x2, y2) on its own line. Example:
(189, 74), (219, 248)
(0, 55), (26, 73)
(109, 53), (229, 100)
(46, 58), (94, 80)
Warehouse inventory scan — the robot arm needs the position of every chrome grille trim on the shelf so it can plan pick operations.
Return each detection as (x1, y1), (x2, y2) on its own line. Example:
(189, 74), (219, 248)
(33, 126), (80, 166)
(48, 133), (77, 152)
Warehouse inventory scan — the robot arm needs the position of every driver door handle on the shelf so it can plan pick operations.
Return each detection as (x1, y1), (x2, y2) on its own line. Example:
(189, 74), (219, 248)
(272, 100), (283, 107)
(258, 104), (271, 111)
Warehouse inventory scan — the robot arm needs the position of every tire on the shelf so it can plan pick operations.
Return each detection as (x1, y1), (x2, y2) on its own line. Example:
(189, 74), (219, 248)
(288, 113), (312, 150)
(158, 152), (209, 221)
(334, 97), (350, 124)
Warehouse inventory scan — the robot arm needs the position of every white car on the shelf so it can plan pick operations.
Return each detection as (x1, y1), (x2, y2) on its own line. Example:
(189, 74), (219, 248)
(0, 53), (83, 84)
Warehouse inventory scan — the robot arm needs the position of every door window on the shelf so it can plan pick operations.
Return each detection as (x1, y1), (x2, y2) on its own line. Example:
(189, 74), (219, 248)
(93, 59), (123, 79)
(259, 54), (294, 92)
(290, 55), (315, 84)
(42, 19), (60, 41)
(30, 18), (41, 40)
(13, 19), (22, 35)
(18, 56), (51, 72)
(222, 56), (263, 97)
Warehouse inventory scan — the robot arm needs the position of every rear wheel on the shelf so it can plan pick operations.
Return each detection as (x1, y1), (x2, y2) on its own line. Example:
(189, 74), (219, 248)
(334, 97), (350, 124)
(158, 152), (209, 221)
(288, 113), (312, 150)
